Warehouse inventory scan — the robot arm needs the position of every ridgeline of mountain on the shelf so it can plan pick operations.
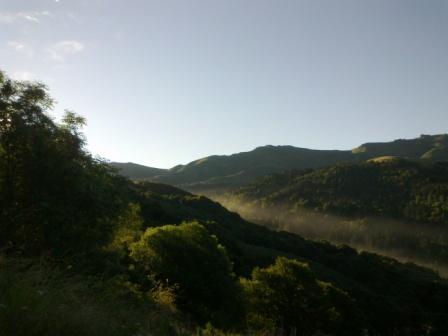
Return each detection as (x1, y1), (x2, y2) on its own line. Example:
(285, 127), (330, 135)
(109, 162), (168, 179)
(112, 134), (448, 193)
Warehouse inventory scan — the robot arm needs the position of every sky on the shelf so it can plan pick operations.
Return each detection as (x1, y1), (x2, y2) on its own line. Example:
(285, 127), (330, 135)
(1, 0), (447, 168)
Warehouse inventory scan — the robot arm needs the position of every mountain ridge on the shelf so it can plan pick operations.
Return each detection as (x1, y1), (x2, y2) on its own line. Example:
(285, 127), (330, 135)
(111, 133), (448, 192)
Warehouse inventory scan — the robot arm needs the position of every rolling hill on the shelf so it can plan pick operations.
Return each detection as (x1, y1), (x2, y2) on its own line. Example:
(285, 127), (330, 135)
(109, 162), (168, 179)
(112, 134), (448, 193)
(225, 159), (448, 224)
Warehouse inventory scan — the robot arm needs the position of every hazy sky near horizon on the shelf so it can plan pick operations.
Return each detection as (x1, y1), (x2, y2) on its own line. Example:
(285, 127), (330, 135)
(1, 0), (447, 168)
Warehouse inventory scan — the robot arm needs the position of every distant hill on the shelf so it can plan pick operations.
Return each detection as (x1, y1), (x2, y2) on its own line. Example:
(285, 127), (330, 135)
(351, 134), (448, 159)
(112, 134), (448, 193)
(109, 162), (168, 179)
(154, 145), (354, 190)
(227, 159), (448, 225)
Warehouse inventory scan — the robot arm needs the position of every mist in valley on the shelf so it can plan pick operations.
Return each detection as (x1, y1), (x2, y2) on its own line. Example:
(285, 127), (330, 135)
(212, 195), (448, 278)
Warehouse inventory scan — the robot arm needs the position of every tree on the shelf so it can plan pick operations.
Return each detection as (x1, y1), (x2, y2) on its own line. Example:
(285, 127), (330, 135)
(0, 70), (127, 255)
(240, 257), (362, 336)
(129, 222), (242, 327)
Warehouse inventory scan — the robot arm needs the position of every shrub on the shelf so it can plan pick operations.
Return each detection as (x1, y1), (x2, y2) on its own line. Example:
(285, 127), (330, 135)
(130, 222), (242, 327)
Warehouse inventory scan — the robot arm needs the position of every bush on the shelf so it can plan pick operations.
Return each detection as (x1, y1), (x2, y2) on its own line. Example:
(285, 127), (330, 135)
(240, 257), (362, 336)
(130, 222), (242, 327)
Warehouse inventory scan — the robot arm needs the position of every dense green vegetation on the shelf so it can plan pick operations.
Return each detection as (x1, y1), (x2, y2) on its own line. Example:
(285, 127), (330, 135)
(112, 134), (448, 194)
(130, 222), (241, 327)
(227, 159), (448, 224)
(219, 159), (448, 274)
(2, 71), (448, 335)
(240, 257), (361, 335)
(0, 75), (128, 255)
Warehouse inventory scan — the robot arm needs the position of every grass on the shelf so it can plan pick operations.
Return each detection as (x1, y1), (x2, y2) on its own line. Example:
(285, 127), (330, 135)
(0, 256), (184, 336)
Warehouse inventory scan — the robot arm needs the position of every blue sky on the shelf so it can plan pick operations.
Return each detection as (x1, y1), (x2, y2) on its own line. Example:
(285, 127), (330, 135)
(1, 0), (447, 168)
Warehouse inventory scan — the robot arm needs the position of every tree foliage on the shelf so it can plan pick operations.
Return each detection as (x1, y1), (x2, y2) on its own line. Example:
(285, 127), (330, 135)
(130, 222), (241, 326)
(232, 160), (448, 224)
(241, 257), (361, 335)
(0, 71), (127, 255)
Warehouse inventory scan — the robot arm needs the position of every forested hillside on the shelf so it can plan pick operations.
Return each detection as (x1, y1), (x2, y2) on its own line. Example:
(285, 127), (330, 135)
(2, 71), (448, 335)
(219, 159), (448, 274)
(113, 135), (448, 194)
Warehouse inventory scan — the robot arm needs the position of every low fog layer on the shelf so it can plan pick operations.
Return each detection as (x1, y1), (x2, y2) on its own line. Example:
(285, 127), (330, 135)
(213, 195), (448, 278)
